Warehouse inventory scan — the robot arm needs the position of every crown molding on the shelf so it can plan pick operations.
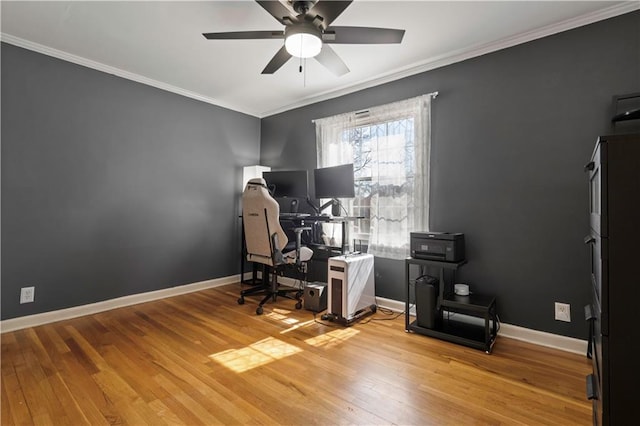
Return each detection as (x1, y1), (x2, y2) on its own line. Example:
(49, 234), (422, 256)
(0, 33), (259, 117)
(261, 1), (640, 117)
(2, 2), (638, 118)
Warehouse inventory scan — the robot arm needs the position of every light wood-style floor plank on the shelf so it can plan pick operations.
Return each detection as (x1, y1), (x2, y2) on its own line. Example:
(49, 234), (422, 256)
(1, 283), (592, 425)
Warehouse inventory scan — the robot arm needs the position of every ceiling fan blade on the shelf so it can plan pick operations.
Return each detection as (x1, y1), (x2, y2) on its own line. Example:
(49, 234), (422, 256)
(203, 30), (284, 40)
(262, 45), (292, 74)
(256, 0), (297, 25)
(314, 44), (349, 76)
(323, 26), (405, 44)
(307, 1), (352, 29)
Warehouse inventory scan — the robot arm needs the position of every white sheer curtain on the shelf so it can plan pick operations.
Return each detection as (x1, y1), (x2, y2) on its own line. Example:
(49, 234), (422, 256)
(315, 94), (433, 260)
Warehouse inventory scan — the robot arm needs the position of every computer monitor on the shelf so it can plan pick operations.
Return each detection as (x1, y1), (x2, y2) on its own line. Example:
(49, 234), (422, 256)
(263, 170), (309, 198)
(314, 163), (356, 199)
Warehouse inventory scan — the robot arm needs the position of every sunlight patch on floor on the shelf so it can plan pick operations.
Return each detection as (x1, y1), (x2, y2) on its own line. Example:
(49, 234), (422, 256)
(209, 337), (303, 373)
(265, 308), (300, 325)
(304, 327), (360, 348)
(280, 319), (316, 334)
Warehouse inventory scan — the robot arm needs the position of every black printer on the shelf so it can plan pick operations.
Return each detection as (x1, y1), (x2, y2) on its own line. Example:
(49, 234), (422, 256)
(410, 232), (465, 262)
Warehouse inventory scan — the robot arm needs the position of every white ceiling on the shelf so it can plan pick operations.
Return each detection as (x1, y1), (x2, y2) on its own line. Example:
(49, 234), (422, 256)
(2, 1), (637, 118)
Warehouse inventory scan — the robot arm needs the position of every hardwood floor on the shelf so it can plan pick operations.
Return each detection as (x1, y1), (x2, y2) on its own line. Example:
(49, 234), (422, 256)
(2, 283), (592, 425)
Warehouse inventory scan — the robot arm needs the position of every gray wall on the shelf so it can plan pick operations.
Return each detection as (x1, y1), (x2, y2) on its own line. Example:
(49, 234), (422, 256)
(1, 43), (261, 320)
(260, 11), (640, 338)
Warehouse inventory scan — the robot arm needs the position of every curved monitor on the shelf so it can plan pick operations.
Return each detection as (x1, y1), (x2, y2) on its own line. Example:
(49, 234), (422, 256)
(263, 170), (309, 198)
(314, 163), (355, 199)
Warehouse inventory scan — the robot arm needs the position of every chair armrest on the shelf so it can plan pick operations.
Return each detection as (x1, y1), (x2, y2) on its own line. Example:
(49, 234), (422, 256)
(292, 226), (312, 233)
(292, 227), (312, 246)
(292, 227), (312, 265)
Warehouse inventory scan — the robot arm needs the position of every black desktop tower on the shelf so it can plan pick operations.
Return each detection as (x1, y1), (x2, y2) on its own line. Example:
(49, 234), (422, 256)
(304, 282), (327, 312)
(415, 275), (438, 329)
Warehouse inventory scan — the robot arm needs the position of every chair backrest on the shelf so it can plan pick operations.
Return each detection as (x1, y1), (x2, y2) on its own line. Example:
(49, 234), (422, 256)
(242, 178), (288, 266)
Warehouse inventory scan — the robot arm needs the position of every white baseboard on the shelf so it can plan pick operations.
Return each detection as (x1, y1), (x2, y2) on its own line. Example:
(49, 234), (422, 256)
(375, 296), (587, 355)
(0, 275), (239, 333)
(1, 280), (588, 355)
(376, 296), (412, 315)
(497, 323), (587, 355)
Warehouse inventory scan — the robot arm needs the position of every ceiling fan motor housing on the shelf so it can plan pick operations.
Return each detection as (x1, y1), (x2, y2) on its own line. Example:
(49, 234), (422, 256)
(285, 22), (322, 40)
(291, 0), (317, 15)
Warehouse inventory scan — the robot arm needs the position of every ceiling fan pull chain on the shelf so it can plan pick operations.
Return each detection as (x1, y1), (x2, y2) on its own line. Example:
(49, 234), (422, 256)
(299, 36), (304, 73)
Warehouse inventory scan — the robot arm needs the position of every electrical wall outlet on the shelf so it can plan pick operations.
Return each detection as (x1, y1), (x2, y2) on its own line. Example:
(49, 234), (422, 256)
(555, 302), (571, 322)
(20, 286), (35, 304)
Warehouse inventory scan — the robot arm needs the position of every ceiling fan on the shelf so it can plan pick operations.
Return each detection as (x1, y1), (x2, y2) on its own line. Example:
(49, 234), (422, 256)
(203, 0), (405, 76)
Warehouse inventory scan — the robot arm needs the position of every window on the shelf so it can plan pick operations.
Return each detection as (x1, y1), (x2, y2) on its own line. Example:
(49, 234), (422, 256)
(315, 93), (435, 260)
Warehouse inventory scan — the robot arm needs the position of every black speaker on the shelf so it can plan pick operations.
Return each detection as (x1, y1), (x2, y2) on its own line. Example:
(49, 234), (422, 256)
(304, 282), (328, 312)
(415, 275), (438, 329)
(290, 198), (299, 213)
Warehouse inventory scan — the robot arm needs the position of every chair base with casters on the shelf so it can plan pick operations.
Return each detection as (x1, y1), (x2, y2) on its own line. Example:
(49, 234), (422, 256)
(237, 263), (269, 300)
(237, 264), (305, 315)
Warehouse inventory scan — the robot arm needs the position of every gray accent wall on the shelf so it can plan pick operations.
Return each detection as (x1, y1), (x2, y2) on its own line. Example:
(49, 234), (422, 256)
(260, 11), (640, 338)
(1, 43), (261, 320)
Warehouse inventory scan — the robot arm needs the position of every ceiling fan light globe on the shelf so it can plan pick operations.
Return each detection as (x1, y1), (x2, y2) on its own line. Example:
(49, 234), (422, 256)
(285, 32), (322, 58)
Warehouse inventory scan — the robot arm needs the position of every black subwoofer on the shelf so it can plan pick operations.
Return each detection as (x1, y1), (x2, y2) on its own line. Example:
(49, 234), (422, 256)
(304, 282), (328, 312)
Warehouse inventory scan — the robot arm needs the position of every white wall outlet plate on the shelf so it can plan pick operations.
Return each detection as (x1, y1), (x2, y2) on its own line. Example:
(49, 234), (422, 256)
(20, 286), (35, 304)
(554, 302), (571, 322)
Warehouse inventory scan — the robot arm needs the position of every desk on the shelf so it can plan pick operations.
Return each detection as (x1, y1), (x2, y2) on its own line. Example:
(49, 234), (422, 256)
(279, 214), (363, 254)
(280, 215), (364, 283)
(240, 214), (363, 284)
(405, 257), (497, 353)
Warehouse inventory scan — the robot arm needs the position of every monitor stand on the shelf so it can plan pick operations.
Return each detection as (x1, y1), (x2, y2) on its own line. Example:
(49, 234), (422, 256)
(331, 199), (341, 216)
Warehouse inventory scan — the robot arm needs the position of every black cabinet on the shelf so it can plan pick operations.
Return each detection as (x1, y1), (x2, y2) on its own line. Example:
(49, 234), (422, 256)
(584, 133), (640, 425)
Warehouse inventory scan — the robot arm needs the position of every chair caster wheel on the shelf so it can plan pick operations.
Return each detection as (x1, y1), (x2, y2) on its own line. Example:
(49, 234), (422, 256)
(295, 301), (302, 310)
(237, 297), (244, 305)
(256, 306), (263, 315)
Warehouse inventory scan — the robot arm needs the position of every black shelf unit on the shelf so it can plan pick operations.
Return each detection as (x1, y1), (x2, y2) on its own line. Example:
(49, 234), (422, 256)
(584, 133), (640, 425)
(405, 258), (497, 353)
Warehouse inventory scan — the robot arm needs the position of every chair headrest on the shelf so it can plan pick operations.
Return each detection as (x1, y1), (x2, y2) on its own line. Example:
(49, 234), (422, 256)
(247, 177), (267, 187)
(245, 178), (271, 194)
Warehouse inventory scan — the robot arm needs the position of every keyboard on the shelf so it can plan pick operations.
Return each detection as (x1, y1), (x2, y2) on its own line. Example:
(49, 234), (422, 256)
(279, 213), (310, 218)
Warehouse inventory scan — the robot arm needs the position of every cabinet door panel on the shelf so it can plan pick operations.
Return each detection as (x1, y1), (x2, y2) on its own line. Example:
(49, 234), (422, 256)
(588, 142), (606, 237)
(589, 231), (608, 336)
(592, 303), (602, 385)
(601, 333), (610, 426)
